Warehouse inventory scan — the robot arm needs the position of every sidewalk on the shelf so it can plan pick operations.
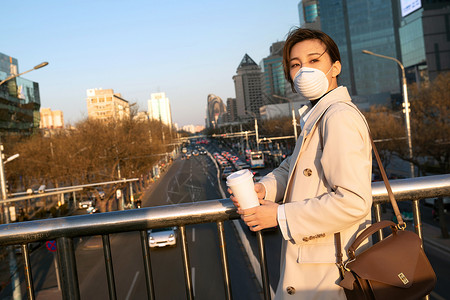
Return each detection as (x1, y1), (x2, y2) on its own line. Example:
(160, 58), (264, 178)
(422, 222), (450, 255)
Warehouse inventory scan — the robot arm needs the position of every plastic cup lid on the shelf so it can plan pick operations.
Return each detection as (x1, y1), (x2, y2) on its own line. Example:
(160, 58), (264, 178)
(226, 169), (253, 186)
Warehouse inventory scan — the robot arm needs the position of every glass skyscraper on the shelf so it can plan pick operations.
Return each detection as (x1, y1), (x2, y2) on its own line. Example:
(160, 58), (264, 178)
(0, 52), (41, 135)
(319, 0), (402, 98)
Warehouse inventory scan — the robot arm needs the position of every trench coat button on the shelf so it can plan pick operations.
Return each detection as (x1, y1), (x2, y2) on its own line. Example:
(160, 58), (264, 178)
(286, 286), (296, 295)
(303, 168), (312, 176)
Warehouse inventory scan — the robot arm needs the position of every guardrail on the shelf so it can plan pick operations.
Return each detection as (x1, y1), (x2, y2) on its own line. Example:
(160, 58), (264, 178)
(0, 174), (449, 300)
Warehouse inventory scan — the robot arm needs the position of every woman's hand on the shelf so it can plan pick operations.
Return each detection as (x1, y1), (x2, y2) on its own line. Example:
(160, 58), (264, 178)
(239, 199), (279, 231)
(229, 183), (278, 231)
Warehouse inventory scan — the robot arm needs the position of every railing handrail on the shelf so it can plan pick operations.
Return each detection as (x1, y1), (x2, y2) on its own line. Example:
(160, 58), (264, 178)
(0, 174), (449, 247)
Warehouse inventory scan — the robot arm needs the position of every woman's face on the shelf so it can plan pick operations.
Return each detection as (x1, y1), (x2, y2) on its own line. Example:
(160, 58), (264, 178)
(288, 39), (341, 91)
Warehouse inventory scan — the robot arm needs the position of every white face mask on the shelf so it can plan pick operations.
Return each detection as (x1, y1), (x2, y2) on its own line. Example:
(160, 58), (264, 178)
(293, 65), (333, 100)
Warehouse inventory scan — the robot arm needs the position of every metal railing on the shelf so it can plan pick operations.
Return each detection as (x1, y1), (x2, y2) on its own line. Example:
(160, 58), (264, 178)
(0, 174), (449, 300)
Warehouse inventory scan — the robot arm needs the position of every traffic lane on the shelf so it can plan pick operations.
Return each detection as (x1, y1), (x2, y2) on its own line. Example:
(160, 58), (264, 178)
(140, 154), (262, 299)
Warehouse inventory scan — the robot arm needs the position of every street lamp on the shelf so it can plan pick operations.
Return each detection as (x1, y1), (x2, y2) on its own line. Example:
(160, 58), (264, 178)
(272, 94), (298, 142)
(0, 62), (49, 86)
(362, 50), (414, 178)
(0, 145), (22, 300)
(245, 111), (259, 151)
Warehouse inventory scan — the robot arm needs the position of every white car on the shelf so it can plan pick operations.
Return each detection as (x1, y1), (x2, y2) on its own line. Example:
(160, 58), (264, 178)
(148, 227), (177, 248)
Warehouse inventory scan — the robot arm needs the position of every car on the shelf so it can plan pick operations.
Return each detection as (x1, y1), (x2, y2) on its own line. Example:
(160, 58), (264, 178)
(222, 166), (234, 180)
(148, 227), (178, 248)
(79, 199), (95, 209)
(185, 152), (192, 159)
(199, 149), (207, 155)
(192, 150), (199, 156)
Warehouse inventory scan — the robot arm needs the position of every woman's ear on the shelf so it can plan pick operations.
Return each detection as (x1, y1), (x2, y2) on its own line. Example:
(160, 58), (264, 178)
(331, 61), (342, 78)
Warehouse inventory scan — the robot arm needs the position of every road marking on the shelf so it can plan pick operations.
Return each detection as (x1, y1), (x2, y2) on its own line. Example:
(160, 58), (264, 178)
(125, 271), (140, 300)
(192, 227), (195, 242)
(192, 267), (196, 296)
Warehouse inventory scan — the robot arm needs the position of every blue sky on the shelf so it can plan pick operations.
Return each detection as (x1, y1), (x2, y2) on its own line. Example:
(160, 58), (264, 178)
(2, 1), (300, 127)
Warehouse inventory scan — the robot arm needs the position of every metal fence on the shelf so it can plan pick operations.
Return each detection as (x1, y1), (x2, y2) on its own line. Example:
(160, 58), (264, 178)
(0, 174), (449, 300)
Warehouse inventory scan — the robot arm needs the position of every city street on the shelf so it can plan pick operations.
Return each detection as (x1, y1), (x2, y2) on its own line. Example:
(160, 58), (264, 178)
(0, 150), (262, 300)
(0, 143), (448, 300)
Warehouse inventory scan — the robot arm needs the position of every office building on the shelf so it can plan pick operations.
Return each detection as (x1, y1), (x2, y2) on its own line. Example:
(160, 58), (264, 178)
(86, 88), (130, 121)
(40, 108), (64, 129)
(226, 97), (237, 123)
(148, 92), (173, 127)
(0, 52), (42, 135)
(206, 94), (227, 128)
(233, 54), (263, 121)
(421, 3), (450, 81)
(298, 0), (321, 30)
(319, 0), (402, 103)
(261, 42), (286, 102)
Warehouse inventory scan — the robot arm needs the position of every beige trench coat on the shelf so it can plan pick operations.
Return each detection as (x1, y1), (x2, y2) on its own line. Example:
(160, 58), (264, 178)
(260, 87), (373, 300)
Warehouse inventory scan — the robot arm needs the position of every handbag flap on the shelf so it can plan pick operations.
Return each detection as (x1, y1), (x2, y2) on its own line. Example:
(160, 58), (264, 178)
(348, 230), (422, 288)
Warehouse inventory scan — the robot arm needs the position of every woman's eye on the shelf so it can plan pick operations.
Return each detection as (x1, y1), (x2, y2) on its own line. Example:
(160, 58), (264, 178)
(290, 63), (300, 68)
(310, 59), (319, 63)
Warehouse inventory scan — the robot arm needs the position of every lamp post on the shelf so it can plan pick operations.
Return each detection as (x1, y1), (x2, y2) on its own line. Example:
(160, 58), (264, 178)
(272, 94), (298, 142)
(245, 111), (259, 151)
(0, 145), (22, 300)
(362, 50), (414, 178)
(0, 62), (49, 86)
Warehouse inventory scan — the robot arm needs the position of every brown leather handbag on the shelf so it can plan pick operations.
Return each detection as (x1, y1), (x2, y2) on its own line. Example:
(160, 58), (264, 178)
(335, 136), (437, 300)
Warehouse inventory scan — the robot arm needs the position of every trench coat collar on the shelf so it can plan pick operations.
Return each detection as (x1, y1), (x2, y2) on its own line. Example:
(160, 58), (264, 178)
(301, 86), (352, 136)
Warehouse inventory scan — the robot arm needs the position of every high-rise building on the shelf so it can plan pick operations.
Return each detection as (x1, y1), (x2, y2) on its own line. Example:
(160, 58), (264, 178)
(233, 54), (263, 120)
(40, 108), (64, 129)
(298, 0), (321, 30)
(421, 3), (450, 81)
(319, 0), (402, 102)
(226, 97), (237, 123)
(0, 52), (41, 135)
(86, 88), (130, 121)
(148, 92), (172, 127)
(260, 42), (308, 115)
(261, 42), (286, 101)
(206, 94), (227, 128)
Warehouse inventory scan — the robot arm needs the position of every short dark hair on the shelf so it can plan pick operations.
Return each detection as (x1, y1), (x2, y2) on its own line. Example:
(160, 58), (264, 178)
(283, 28), (341, 92)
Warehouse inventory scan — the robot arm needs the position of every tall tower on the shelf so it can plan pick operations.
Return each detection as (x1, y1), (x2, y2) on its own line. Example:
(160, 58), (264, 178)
(206, 94), (227, 128)
(148, 92), (173, 127)
(319, 0), (402, 99)
(233, 54), (263, 121)
(298, 0), (321, 30)
(261, 42), (286, 102)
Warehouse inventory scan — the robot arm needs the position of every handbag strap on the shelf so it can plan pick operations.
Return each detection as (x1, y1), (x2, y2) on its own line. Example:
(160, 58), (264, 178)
(332, 103), (405, 267)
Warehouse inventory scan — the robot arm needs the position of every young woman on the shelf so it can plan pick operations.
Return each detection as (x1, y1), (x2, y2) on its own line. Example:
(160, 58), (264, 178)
(231, 28), (373, 299)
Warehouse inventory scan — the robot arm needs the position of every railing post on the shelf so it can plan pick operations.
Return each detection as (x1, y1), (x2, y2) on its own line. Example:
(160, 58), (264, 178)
(180, 225), (194, 299)
(256, 231), (271, 300)
(56, 237), (80, 300)
(102, 235), (117, 300)
(217, 221), (232, 300)
(373, 203), (384, 240)
(140, 230), (155, 300)
(22, 244), (35, 300)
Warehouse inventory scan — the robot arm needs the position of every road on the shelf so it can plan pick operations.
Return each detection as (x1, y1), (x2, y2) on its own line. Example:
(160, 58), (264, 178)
(208, 141), (450, 300)
(0, 151), (263, 300)
(1, 141), (449, 299)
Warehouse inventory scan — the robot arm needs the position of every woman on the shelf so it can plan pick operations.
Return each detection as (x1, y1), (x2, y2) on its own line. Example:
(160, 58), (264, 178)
(231, 28), (373, 299)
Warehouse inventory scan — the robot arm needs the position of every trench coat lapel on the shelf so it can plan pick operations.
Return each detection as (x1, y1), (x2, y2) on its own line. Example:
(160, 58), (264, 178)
(282, 87), (352, 204)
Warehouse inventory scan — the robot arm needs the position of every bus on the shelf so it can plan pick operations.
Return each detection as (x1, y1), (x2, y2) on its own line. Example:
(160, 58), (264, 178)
(250, 151), (265, 168)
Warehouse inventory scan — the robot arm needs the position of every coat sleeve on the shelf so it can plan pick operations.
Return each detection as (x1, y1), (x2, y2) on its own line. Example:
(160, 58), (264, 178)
(259, 154), (292, 203)
(284, 106), (373, 242)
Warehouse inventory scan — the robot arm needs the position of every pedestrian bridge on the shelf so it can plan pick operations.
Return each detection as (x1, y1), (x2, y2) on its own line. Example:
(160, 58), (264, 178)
(0, 174), (449, 300)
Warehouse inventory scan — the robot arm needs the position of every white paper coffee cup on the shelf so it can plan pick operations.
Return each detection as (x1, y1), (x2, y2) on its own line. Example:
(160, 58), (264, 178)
(226, 169), (260, 210)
